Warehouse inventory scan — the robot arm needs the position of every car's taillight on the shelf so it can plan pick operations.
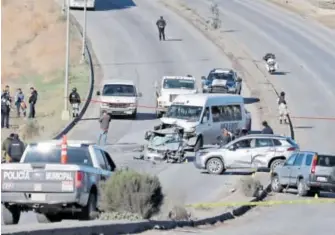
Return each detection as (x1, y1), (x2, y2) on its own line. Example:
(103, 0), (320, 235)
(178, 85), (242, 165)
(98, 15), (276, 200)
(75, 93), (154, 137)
(311, 155), (318, 174)
(287, 147), (296, 151)
(75, 171), (84, 188)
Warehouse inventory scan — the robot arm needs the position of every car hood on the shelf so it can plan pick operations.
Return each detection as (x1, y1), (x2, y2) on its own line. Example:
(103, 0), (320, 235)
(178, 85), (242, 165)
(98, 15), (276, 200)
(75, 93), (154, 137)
(160, 88), (197, 96)
(99, 96), (136, 103)
(160, 117), (198, 131)
(206, 79), (235, 87)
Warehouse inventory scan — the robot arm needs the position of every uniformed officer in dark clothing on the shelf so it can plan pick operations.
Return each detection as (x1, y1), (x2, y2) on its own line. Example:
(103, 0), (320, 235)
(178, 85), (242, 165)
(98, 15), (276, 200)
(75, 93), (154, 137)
(156, 16), (167, 41)
(1, 86), (12, 129)
(277, 91), (286, 105)
(261, 121), (274, 134)
(28, 87), (38, 118)
(69, 87), (81, 118)
(6, 134), (25, 163)
(1, 133), (15, 162)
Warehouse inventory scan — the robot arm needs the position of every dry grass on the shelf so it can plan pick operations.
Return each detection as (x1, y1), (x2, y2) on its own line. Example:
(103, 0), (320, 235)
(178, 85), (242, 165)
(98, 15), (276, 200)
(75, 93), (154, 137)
(1, 0), (90, 142)
(266, 0), (335, 29)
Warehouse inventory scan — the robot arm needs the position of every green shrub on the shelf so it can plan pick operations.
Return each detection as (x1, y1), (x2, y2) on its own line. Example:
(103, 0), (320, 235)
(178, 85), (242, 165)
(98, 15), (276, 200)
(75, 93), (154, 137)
(100, 169), (164, 219)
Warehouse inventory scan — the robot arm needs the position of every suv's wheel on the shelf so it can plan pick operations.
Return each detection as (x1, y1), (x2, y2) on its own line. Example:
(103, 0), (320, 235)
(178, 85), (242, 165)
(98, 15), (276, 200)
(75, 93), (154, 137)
(194, 136), (203, 152)
(79, 192), (98, 220)
(2, 204), (20, 225)
(131, 109), (137, 119)
(271, 175), (283, 193)
(36, 213), (62, 223)
(206, 158), (225, 175)
(297, 179), (308, 196)
(270, 159), (285, 171)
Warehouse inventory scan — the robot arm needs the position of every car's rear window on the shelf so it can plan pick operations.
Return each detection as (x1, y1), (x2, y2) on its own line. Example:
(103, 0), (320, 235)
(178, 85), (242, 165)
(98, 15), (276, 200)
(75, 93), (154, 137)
(317, 155), (335, 167)
(23, 146), (93, 166)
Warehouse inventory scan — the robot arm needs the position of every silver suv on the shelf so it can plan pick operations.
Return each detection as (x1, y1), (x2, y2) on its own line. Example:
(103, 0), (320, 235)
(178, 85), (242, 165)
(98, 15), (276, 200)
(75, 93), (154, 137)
(193, 134), (299, 175)
(271, 151), (335, 196)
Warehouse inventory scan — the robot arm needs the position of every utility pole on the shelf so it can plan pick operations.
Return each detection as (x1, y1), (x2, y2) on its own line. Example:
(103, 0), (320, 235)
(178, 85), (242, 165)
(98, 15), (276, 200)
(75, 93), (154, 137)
(81, 0), (88, 63)
(62, 0), (71, 121)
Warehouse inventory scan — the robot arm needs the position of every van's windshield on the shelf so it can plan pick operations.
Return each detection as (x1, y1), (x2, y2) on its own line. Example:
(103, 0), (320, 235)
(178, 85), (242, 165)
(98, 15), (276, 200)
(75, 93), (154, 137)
(165, 105), (203, 121)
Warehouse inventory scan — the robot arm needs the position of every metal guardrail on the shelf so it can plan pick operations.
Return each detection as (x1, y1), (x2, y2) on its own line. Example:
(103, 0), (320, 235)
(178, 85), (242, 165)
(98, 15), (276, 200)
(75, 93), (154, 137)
(53, 14), (95, 140)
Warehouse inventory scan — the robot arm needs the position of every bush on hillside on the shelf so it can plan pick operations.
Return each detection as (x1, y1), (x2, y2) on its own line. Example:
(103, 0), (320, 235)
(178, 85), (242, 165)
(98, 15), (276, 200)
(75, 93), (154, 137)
(19, 119), (44, 141)
(100, 169), (164, 219)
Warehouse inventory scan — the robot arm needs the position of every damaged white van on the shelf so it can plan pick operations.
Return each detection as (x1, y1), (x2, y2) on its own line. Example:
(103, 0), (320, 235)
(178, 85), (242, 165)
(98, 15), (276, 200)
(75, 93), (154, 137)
(158, 93), (252, 151)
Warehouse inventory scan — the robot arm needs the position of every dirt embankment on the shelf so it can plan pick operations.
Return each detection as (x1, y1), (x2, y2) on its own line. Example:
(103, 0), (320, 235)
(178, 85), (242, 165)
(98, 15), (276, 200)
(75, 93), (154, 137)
(1, 0), (90, 141)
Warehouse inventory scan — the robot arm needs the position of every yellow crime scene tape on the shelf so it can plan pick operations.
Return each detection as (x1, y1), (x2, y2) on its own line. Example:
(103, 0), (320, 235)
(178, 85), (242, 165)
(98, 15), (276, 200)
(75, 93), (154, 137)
(187, 197), (335, 209)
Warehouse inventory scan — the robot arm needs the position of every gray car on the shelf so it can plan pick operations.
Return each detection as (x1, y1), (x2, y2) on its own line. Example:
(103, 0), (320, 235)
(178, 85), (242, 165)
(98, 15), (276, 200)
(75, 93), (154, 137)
(194, 134), (299, 175)
(271, 151), (335, 196)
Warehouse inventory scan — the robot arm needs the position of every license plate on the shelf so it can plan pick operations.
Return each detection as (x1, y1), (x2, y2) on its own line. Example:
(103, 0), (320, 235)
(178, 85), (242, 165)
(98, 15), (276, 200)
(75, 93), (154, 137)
(317, 177), (327, 182)
(31, 193), (46, 201)
(112, 111), (125, 115)
(62, 181), (74, 192)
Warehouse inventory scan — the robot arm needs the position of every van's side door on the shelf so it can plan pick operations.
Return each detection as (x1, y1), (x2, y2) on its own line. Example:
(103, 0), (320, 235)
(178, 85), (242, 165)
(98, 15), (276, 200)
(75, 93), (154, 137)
(198, 107), (215, 145)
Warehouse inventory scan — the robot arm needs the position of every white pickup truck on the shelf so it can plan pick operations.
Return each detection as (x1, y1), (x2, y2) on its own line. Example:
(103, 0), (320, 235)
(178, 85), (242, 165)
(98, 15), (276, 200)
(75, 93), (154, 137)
(155, 75), (198, 118)
(1, 140), (116, 225)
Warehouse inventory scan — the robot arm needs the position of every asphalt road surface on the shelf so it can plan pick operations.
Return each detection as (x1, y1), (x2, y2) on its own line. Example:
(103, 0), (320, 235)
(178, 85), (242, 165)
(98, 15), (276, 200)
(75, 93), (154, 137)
(140, 0), (334, 234)
(3, 0), (262, 227)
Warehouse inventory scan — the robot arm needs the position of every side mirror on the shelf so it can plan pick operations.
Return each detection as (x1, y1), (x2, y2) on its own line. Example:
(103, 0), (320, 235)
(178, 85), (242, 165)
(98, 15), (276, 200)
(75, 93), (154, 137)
(201, 76), (206, 80)
(228, 145), (236, 151)
(96, 91), (101, 96)
(144, 131), (152, 141)
(138, 92), (142, 97)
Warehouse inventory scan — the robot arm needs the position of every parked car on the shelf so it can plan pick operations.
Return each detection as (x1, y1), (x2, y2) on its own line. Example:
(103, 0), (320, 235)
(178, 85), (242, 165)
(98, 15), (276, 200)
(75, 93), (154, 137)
(1, 140), (116, 225)
(194, 134), (299, 174)
(271, 151), (335, 196)
(201, 68), (242, 94)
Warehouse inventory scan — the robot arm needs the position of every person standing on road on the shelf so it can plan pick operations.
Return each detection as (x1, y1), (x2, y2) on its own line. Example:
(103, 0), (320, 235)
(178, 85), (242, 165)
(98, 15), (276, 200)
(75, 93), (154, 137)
(15, 88), (26, 117)
(261, 121), (274, 134)
(69, 87), (81, 118)
(28, 87), (38, 119)
(6, 134), (25, 163)
(277, 91), (286, 105)
(156, 16), (167, 41)
(278, 100), (289, 124)
(218, 128), (234, 146)
(1, 87), (12, 129)
(98, 110), (111, 146)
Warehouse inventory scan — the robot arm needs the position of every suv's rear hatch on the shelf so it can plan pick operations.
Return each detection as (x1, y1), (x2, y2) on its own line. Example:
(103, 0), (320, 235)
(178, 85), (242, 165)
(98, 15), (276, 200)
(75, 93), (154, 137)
(1, 163), (79, 193)
(312, 155), (335, 183)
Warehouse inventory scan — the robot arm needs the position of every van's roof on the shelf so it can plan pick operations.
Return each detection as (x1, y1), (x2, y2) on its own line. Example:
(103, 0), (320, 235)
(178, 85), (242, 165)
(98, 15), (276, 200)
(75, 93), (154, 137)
(29, 140), (96, 147)
(102, 79), (136, 86)
(172, 93), (244, 106)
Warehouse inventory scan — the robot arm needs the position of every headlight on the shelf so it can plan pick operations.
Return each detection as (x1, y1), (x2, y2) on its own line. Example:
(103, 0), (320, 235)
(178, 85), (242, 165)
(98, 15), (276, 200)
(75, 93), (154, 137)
(101, 102), (109, 107)
(129, 103), (136, 107)
(196, 151), (208, 157)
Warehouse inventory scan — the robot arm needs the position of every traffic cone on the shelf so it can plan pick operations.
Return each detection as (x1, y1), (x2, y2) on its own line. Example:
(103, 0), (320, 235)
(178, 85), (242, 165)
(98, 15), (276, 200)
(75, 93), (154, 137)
(61, 135), (68, 164)
(314, 193), (319, 199)
(184, 158), (188, 163)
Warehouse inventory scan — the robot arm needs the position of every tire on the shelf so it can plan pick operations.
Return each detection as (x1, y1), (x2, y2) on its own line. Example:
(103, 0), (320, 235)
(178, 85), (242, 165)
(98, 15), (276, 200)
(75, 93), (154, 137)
(297, 179), (309, 197)
(194, 136), (203, 152)
(206, 157), (225, 175)
(2, 204), (20, 225)
(270, 159), (285, 171)
(156, 111), (163, 118)
(36, 213), (62, 223)
(271, 175), (283, 193)
(130, 109), (137, 119)
(79, 192), (97, 220)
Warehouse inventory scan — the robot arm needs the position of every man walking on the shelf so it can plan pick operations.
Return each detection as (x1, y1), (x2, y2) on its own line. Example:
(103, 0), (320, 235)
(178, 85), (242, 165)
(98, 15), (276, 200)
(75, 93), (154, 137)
(261, 121), (274, 134)
(28, 87), (38, 118)
(15, 88), (26, 117)
(69, 87), (81, 118)
(1, 87), (11, 129)
(98, 110), (111, 146)
(156, 16), (167, 41)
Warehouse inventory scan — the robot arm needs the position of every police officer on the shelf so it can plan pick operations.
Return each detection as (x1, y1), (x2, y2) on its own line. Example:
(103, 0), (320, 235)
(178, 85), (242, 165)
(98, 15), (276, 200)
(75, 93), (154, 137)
(277, 91), (286, 105)
(1, 86), (12, 129)
(6, 134), (25, 163)
(69, 88), (81, 118)
(1, 133), (14, 162)
(156, 16), (167, 41)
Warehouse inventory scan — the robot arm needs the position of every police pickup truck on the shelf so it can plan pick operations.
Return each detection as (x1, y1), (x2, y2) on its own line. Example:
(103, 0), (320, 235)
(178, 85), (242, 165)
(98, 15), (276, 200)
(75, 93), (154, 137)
(1, 140), (116, 225)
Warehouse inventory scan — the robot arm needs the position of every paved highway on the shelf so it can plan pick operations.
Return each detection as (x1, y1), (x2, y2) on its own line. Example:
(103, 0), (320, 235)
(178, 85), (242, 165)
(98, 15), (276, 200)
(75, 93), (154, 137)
(139, 0), (334, 234)
(5, 0), (262, 226)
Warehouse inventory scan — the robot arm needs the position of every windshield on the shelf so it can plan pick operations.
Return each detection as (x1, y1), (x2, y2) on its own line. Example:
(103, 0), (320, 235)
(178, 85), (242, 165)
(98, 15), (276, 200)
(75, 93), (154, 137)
(165, 105), (203, 121)
(208, 72), (234, 81)
(163, 79), (195, 90)
(23, 146), (93, 167)
(102, 84), (136, 97)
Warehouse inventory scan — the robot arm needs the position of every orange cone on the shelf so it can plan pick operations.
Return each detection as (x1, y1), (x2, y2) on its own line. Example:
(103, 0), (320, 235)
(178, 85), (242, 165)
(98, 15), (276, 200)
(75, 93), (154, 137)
(61, 135), (68, 164)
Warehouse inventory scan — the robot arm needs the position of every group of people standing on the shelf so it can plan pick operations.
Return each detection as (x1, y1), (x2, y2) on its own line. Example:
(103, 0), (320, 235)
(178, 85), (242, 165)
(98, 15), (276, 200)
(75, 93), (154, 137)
(1, 85), (38, 129)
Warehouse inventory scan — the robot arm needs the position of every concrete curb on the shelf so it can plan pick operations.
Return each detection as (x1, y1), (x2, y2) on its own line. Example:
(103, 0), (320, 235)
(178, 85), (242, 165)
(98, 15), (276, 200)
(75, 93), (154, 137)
(53, 11), (95, 140)
(2, 184), (271, 235)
